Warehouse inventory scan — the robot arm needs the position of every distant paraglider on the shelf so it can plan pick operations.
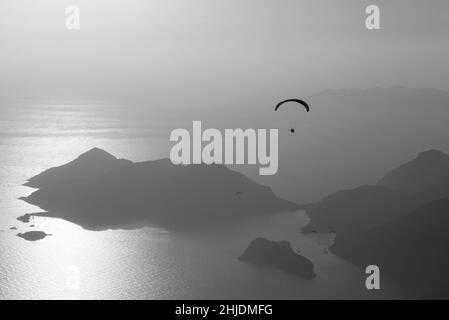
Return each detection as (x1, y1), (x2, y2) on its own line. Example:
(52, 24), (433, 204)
(275, 99), (310, 133)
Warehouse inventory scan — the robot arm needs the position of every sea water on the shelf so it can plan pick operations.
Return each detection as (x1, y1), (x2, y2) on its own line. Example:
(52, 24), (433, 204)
(0, 101), (403, 299)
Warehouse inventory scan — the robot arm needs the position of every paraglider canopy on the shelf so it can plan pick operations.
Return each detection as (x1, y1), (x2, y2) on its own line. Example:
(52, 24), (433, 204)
(275, 99), (310, 112)
(275, 99), (310, 133)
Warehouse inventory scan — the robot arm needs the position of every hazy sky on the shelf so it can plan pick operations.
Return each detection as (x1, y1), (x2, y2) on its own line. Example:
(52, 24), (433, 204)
(1, 0), (449, 103)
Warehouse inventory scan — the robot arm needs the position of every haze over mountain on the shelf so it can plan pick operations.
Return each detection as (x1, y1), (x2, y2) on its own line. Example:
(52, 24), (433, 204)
(8, 88), (449, 206)
(303, 150), (449, 232)
(302, 185), (415, 233)
(377, 149), (449, 203)
(21, 148), (298, 230)
(243, 87), (449, 204)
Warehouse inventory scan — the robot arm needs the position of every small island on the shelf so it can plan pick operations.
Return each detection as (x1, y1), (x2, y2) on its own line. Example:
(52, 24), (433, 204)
(17, 231), (51, 242)
(17, 214), (32, 223)
(239, 237), (316, 279)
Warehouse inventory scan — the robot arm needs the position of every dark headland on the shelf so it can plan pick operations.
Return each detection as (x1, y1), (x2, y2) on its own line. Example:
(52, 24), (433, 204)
(239, 237), (316, 279)
(332, 196), (449, 299)
(301, 185), (416, 234)
(20, 148), (298, 230)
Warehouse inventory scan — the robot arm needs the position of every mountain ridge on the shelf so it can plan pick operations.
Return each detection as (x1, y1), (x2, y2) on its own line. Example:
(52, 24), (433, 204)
(377, 149), (449, 201)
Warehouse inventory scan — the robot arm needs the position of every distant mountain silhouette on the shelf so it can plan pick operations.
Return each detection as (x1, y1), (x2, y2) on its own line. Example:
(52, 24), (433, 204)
(332, 196), (449, 299)
(302, 185), (416, 234)
(21, 148), (298, 230)
(239, 237), (316, 279)
(25, 147), (132, 189)
(377, 149), (449, 203)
